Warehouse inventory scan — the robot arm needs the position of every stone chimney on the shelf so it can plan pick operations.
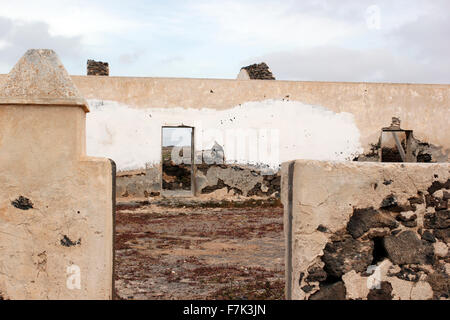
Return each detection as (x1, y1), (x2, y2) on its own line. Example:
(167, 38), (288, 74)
(87, 59), (109, 76)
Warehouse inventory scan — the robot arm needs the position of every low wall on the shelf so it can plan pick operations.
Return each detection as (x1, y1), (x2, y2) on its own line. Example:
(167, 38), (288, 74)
(116, 163), (280, 199)
(282, 160), (449, 300)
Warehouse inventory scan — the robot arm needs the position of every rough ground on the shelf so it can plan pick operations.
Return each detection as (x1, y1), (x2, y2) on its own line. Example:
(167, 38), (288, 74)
(114, 199), (285, 300)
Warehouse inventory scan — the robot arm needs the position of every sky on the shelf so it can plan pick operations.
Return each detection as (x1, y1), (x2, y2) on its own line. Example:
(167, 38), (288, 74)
(0, 0), (449, 83)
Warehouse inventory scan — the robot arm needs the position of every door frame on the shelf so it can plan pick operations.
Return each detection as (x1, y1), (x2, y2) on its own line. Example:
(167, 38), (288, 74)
(160, 125), (196, 196)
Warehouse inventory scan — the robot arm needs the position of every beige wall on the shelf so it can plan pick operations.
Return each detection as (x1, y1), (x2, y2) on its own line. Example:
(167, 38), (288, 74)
(0, 106), (114, 299)
(281, 160), (450, 300)
(74, 76), (450, 155)
(1, 74), (448, 156)
(0, 50), (114, 300)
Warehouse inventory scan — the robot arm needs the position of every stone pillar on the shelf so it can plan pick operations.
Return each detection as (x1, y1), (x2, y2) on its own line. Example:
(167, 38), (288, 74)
(0, 49), (115, 300)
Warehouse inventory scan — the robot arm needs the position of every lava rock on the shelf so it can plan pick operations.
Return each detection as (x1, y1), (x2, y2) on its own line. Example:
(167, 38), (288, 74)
(401, 220), (418, 228)
(425, 195), (448, 211)
(301, 285), (314, 293)
(427, 272), (450, 300)
(422, 230), (436, 243)
(424, 210), (450, 229)
(306, 265), (327, 282)
(347, 207), (398, 238)
(383, 231), (434, 265)
(443, 191), (450, 201)
(392, 265), (423, 282)
(396, 212), (417, 228)
(367, 281), (393, 300)
(381, 195), (397, 208)
(309, 281), (346, 300)
(409, 196), (424, 205)
(433, 229), (450, 243)
(322, 236), (374, 277)
(241, 62), (275, 80)
(427, 179), (450, 195)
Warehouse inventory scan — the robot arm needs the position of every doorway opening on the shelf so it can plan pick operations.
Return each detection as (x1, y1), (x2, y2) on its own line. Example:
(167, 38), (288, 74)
(161, 126), (194, 196)
(380, 118), (414, 162)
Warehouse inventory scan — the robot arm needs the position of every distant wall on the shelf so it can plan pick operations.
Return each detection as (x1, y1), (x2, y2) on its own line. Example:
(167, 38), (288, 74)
(1, 74), (448, 199)
(1, 75), (447, 159)
(116, 163), (281, 199)
(84, 99), (362, 172)
(70, 76), (450, 159)
(281, 160), (450, 300)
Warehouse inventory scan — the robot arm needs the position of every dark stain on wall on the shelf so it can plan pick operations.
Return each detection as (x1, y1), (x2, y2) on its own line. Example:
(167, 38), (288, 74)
(11, 196), (33, 210)
(60, 235), (81, 247)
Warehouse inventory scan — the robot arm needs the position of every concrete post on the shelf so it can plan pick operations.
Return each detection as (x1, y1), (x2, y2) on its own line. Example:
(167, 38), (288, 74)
(0, 49), (115, 300)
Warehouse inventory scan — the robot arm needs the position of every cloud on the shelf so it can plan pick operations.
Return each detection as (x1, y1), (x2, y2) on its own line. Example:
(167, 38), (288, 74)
(118, 50), (146, 65)
(0, 16), (83, 73)
(254, 46), (449, 84)
(388, 9), (450, 62)
(0, 0), (448, 82)
(190, 0), (364, 49)
(245, 0), (450, 84)
(0, 0), (146, 44)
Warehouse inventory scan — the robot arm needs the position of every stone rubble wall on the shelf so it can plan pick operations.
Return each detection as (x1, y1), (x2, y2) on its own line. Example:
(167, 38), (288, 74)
(87, 59), (109, 76)
(241, 62), (276, 80)
(116, 163), (280, 199)
(282, 160), (449, 300)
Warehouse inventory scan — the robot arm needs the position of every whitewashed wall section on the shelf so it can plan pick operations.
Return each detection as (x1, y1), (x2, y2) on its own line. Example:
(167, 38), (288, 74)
(86, 99), (363, 172)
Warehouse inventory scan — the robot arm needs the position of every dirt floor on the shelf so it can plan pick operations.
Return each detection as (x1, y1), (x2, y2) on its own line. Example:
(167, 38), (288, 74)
(114, 198), (285, 300)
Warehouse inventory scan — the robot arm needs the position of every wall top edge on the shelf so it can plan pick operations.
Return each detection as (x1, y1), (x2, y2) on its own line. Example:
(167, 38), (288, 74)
(1, 74), (449, 87)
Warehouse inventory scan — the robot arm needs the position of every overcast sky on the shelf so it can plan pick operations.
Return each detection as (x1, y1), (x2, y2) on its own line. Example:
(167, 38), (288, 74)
(0, 0), (449, 83)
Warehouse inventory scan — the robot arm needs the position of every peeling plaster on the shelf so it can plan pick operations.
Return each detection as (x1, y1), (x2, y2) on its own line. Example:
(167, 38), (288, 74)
(86, 99), (363, 172)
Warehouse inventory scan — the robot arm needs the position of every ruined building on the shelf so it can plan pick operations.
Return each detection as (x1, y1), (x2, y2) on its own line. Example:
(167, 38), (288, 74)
(31, 59), (445, 201)
(0, 49), (448, 300)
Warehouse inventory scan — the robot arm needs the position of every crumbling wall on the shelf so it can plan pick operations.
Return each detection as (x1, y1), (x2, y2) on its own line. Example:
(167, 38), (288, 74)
(355, 134), (449, 163)
(87, 59), (109, 76)
(196, 164), (280, 198)
(282, 160), (449, 300)
(116, 163), (280, 199)
(116, 167), (161, 198)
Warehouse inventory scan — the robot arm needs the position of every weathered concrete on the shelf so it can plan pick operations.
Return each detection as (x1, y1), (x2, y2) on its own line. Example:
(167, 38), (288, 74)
(5, 70), (449, 200)
(0, 75), (448, 158)
(67, 76), (450, 158)
(0, 50), (114, 300)
(281, 160), (450, 300)
(0, 50), (88, 112)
